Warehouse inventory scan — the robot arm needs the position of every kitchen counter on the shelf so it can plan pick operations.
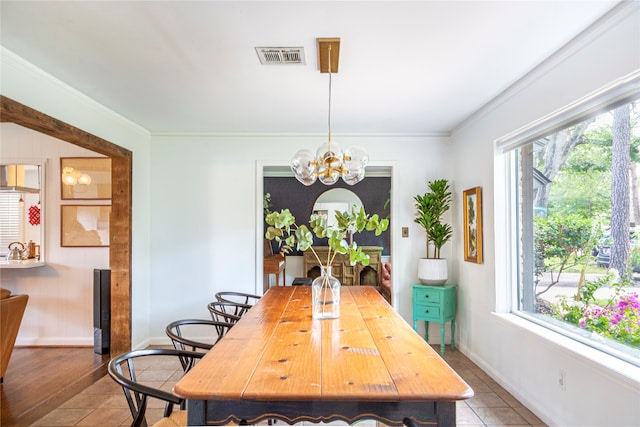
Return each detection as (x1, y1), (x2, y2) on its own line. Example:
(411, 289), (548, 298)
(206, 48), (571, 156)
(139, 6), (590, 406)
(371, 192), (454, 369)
(0, 259), (46, 269)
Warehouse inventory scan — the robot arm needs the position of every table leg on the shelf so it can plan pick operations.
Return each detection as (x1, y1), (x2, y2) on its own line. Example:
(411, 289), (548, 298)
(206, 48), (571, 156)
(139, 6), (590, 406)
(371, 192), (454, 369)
(435, 401), (456, 426)
(451, 319), (456, 351)
(403, 401), (456, 427)
(439, 322), (445, 355)
(424, 320), (429, 343)
(186, 400), (205, 426)
(275, 267), (286, 286)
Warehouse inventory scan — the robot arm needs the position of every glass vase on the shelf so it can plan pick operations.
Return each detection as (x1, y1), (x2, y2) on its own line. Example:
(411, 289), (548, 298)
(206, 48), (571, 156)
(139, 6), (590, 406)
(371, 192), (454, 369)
(312, 266), (341, 319)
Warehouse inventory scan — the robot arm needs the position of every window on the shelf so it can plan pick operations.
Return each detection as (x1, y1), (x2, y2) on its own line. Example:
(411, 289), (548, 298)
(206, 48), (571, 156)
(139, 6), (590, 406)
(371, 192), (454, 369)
(0, 193), (22, 256)
(498, 72), (640, 366)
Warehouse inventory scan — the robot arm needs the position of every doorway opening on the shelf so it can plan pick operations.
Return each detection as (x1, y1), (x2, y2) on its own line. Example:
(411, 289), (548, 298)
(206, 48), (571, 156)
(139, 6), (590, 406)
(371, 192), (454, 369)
(257, 162), (396, 306)
(0, 96), (133, 356)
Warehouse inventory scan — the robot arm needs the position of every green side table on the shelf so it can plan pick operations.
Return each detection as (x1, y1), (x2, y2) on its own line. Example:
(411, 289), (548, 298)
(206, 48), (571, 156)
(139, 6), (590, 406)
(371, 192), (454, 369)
(411, 284), (457, 355)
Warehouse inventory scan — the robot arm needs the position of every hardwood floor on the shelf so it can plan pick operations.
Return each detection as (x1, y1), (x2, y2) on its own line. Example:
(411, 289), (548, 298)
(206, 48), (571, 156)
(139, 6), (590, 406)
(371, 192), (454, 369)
(0, 347), (109, 427)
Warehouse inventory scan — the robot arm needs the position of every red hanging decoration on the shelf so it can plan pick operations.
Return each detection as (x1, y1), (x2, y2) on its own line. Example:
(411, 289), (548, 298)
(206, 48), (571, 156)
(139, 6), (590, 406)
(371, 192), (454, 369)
(28, 205), (40, 226)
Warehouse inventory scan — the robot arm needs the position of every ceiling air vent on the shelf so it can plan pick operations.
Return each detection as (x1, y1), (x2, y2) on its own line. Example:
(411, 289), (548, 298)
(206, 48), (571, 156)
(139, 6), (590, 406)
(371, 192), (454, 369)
(255, 47), (306, 65)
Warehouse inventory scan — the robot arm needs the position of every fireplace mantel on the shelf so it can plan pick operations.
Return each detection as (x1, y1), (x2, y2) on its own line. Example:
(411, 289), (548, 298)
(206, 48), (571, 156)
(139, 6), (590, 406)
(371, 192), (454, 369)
(303, 246), (383, 286)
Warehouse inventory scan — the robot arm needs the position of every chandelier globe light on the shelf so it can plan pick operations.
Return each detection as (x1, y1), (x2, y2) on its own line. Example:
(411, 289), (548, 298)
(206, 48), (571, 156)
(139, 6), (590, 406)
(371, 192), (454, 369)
(62, 166), (92, 186)
(291, 38), (368, 186)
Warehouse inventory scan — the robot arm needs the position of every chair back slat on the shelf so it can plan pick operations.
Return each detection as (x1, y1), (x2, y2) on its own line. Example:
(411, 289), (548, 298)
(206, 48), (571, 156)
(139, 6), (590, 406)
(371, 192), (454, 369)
(165, 319), (233, 371)
(207, 300), (252, 324)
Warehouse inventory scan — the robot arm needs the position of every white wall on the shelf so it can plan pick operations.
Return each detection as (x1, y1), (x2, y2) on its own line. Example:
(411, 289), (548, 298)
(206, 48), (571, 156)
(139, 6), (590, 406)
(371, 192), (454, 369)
(450, 3), (640, 426)
(147, 135), (452, 342)
(3, 3), (640, 423)
(1, 47), (153, 348)
(1, 123), (110, 345)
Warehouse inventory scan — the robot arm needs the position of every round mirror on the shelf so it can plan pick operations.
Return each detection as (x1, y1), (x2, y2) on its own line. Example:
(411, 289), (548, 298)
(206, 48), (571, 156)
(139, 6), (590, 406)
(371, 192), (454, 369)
(312, 188), (363, 227)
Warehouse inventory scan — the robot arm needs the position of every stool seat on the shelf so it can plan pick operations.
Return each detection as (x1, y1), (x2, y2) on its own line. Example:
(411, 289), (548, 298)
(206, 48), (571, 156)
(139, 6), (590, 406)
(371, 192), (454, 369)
(292, 277), (312, 286)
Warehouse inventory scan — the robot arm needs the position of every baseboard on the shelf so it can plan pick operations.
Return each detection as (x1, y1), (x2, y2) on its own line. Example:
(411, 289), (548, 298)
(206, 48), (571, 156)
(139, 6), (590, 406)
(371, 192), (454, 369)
(15, 337), (93, 346)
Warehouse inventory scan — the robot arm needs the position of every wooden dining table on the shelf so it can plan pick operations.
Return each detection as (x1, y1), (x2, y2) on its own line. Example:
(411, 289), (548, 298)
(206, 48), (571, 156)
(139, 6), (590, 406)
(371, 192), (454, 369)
(173, 286), (473, 426)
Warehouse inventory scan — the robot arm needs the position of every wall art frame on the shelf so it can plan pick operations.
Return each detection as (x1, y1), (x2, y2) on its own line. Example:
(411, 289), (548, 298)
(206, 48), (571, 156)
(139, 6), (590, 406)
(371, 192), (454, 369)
(61, 205), (111, 247)
(463, 186), (483, 264)
(61, 157), (112, 200)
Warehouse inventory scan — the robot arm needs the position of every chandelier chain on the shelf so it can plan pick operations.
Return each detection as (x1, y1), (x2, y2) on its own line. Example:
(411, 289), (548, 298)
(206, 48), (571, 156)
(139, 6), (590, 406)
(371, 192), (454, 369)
(327, 44), (332, 145)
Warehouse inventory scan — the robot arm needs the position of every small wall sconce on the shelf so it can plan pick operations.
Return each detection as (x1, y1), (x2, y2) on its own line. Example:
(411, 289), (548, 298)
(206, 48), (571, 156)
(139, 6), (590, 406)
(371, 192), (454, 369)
(61, 167), (91, 186)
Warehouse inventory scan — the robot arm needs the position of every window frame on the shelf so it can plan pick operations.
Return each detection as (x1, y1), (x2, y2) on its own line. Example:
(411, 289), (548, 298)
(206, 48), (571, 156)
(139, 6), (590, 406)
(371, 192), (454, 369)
(0, 192), (23, 256)
(495, 70), (640, 368)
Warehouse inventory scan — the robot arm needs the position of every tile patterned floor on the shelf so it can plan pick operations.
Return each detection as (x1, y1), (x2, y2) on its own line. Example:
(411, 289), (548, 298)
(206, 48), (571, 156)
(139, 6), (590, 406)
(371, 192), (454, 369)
(29, 346), (547, 427)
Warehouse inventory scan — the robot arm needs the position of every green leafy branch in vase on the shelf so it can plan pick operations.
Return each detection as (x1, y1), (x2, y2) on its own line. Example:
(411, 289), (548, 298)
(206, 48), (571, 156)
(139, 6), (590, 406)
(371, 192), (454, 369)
(265, 205), (389, 271)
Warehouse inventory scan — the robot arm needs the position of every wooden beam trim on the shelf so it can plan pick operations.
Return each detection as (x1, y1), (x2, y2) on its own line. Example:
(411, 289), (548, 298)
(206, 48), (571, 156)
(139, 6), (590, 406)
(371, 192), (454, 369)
(1, 96), (132, 158)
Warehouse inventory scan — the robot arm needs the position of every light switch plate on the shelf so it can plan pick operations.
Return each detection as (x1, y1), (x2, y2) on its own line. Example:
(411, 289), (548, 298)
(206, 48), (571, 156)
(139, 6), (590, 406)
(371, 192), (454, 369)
(402, 227), (409, 237)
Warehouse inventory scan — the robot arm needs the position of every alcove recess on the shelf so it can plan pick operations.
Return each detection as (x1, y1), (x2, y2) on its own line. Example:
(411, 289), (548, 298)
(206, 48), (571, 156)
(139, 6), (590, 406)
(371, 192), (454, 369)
(263, 176), (391, 256)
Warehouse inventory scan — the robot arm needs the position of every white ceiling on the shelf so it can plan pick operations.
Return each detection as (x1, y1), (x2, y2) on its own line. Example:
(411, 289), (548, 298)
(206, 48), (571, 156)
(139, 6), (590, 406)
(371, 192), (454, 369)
(0, 1), (620, 135)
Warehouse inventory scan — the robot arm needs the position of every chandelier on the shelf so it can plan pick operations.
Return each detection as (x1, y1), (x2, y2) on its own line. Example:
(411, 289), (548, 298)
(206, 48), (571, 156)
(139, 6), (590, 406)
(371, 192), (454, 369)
(61, 167), (92, 186)
(291, 38), (368, 186)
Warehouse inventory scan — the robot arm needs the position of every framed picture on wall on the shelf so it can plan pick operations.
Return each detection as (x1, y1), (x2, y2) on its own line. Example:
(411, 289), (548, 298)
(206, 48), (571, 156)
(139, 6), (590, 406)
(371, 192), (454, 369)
(463, 186), (483, 264)
(61, 157), (112, 200)
(61, 205), (111, 247)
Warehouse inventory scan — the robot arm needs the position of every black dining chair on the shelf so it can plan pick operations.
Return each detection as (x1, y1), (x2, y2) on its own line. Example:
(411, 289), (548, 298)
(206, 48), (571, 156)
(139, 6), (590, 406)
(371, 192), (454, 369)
(108, 348), (204, 427)
(165, 318), (233, 370)
(215, 291), (261, 306)
(207, 300), (252, 324)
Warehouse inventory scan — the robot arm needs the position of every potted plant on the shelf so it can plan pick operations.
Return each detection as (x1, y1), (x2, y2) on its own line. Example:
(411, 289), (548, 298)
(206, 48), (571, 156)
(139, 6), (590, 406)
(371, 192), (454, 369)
(265, 206), (388, 319)
(414, 179), (453, 285)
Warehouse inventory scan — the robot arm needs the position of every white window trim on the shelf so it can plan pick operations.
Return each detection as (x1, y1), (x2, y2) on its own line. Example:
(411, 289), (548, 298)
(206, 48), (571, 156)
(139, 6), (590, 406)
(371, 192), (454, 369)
(496, 70), (640, 154)
(492, 312), (640, 384)
(494, 149), (519, 314)
(494, 70), (640, 370)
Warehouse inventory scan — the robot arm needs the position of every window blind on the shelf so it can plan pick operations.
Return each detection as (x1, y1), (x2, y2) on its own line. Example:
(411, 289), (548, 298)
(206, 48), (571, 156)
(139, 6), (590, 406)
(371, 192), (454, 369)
(0, 193), (22, 256)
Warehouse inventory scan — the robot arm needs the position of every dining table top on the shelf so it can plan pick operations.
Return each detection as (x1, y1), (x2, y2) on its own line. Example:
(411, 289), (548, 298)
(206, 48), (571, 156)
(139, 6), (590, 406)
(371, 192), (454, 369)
(173, 285), (473, 405)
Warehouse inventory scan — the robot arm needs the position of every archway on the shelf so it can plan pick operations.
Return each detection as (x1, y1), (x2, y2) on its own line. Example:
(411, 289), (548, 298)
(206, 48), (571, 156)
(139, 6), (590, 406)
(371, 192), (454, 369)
(1, 96), (132, 356)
